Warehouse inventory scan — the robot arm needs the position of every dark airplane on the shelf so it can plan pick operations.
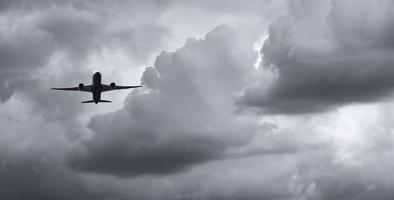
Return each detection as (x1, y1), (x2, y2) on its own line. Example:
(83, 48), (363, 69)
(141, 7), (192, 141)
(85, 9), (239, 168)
(51, 71), (142, 104)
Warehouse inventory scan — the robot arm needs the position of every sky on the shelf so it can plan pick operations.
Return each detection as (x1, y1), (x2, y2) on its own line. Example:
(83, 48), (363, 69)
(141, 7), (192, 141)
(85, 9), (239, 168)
(2, 0), (394, 199)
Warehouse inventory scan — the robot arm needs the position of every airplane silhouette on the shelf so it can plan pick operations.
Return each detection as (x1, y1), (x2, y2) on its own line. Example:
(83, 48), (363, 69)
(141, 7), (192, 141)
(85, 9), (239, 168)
(51, 71), (141, 104)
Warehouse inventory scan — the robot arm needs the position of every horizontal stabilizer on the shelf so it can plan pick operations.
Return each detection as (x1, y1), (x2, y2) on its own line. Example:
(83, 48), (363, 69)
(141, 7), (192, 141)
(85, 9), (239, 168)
(81, 100), (112, 104)
(81, 100), (95, 104)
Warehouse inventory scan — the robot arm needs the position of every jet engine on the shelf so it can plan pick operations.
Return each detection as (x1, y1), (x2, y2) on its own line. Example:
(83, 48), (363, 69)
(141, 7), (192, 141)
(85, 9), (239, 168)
(78, 83), (84, 90)
(110, 82), (116, 89)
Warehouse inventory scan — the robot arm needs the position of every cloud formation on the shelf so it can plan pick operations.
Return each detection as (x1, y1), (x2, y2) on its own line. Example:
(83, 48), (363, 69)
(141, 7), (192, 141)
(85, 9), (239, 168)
(0, 0), (170, 105)
(0, 12), (54, 101)
(240, 0), (394, 114)
(0, 0), (292, 199)
(5, 0), (394, 200)
(67, 25), (260, 176)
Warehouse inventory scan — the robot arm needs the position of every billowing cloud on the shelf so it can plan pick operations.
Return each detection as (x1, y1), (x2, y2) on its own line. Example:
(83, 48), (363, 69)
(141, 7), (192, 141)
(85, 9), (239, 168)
(239, 0), (394, 114)
(67, 25), (261, 176)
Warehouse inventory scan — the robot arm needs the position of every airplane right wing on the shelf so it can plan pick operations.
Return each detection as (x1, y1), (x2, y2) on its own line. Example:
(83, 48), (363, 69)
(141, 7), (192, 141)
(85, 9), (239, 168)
(51, 85), (92, 92)
(101, 84), (142, 92)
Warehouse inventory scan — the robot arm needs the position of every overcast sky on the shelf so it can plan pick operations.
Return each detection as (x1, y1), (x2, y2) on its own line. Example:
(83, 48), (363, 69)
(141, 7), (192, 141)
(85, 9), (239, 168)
(2, 0), (394, 199)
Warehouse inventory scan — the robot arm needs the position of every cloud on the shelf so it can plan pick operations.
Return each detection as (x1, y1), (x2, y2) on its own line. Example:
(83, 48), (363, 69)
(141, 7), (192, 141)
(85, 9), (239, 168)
(0, 153), (111, 200)
(67, 25), (261, 176)
(0, 1), (299, 199)
(10, 1), (394, 200)
(174, 104), (394, 200)
(0, 1), (177, 197)
(0, 12), (54, 101)
(0, 0), (170, 106)
(0, 98), (116, 200)
(239, 0), (394, 114)
(0, 4), (96, 104)
(0, 0), (284, 109)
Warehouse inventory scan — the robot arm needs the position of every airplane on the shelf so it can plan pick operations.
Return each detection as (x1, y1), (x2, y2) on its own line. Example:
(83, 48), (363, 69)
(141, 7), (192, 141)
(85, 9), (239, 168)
(51, 71), (142, 104)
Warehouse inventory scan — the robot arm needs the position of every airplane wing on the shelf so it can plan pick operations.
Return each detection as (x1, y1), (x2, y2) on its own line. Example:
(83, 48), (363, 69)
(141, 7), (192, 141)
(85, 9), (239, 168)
(101, 84), (142, 92)
(51, 85), (92, 92)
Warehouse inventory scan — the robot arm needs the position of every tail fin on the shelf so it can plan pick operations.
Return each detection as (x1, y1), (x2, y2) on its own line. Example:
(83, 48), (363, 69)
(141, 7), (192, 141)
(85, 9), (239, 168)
(99, 100), (111, 103)
(81, 100), (95, 104)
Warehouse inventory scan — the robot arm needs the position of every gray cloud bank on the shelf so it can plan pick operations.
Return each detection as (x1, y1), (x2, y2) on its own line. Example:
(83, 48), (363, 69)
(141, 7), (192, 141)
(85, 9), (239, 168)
(240, 0), (394, 114)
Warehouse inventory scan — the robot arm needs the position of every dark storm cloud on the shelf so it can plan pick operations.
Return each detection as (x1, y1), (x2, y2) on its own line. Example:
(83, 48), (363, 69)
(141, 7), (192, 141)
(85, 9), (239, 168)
(67, 25), (260, 176)
(0, 0), (176, 198)
(239, 0), (394, 114)
(0, 110), (117, 200)
(0, 0), (169, 106)
(0, 15), (54, 101)
(39, 7), (102, 59)
(0, 153), (110, 200)
(0, 4), (92, 103)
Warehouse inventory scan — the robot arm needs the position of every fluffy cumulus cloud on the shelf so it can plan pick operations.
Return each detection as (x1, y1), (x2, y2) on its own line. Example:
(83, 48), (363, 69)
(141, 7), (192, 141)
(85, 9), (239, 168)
(67, 25), (261, 176)
(240, 0), (394, 114)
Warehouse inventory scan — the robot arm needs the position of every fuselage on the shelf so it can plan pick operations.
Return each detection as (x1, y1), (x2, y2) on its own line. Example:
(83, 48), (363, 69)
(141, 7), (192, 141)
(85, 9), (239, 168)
(92, 72), (102, 104)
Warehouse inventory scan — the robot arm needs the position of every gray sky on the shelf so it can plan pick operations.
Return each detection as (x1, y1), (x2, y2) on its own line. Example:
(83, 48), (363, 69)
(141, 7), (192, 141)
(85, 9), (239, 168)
(2, 0), (394, 199)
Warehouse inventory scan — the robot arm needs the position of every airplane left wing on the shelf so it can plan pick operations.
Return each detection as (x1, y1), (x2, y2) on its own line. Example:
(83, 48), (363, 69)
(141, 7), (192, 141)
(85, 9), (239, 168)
(101, 84), (142, 92)
(51, 85), (92, 92)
